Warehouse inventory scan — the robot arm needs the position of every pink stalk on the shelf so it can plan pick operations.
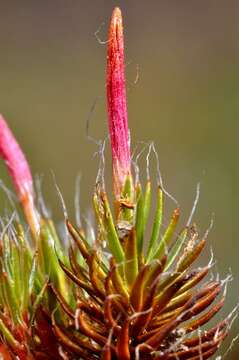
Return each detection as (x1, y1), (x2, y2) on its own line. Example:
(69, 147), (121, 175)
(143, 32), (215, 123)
(0, 115), (39, 236)
(107, 7), (131, 198)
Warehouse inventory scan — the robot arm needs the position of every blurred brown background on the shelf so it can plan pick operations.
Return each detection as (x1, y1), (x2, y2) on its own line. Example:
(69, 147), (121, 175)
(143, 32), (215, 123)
(0, 1), (238, 358)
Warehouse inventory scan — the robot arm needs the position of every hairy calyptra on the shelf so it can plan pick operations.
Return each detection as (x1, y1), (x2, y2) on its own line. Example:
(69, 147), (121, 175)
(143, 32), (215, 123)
(107, 7), (131, 198)
(0, 6), (235, 360)
(0, 115), (39, 236)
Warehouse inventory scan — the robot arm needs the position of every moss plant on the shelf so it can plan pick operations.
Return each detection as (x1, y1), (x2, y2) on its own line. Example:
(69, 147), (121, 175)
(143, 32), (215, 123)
(0, 7), (235, 360)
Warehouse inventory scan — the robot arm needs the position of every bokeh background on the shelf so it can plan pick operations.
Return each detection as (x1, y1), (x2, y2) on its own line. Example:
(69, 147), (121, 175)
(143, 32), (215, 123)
(0, 1), (238, 358)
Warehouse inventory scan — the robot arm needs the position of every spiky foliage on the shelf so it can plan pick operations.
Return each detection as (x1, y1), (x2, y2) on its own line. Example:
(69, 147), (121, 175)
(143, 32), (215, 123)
(0, 6), (234, 360)
(51, 188), (231, 360)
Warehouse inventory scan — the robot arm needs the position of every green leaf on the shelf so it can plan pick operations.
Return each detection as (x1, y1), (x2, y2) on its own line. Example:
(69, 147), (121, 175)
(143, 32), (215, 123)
(120, 175), (134, 223)
(176, 238), (206, 273)
(0, 318), (21, 350)
(135, 183), (144, 251)
(11, 244), (21, 307)
(2, 271), (21, 324)
(123, 229), (138, 286)
(146, 186), (163, 263)
(101, 192), (125, 264)
(151, 207), (180, 261)
(30, 279), (48, 326)
(165, 227), (188, 270)
(136, 181), (151, 260)
(28, 251), (39, 296)
(39, 220), (67, 298)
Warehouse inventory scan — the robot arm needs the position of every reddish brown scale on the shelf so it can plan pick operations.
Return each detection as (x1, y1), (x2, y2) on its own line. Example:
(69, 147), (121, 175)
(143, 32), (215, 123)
(116, 319), (130, 360)
(68, 245), (89, 281)
(67, 220), (90, 260)
(177, 267), (209, 295)
(104, 295), (122, 335)
(169, 331), (227, 359)
(101, 345), (112, 360)
(0, 344), (12, 360)
(144, 284), (219, 352)
(184, 297), (225, 333)
(184, 319), (229, 347)
(153, 276), (190, 316)
(130, 264), (151, 312)
(52, 321), (91, 359)
(132, 278), (159, 337)
(58, 258), (102, 304)
(76, 310), (109, 347)
(110, 258), (129, 301)
(34, 309), (61, 359)
(180, 284), (222, 324)
(49, 285), (75, 320)
(88, 253), (106, 299)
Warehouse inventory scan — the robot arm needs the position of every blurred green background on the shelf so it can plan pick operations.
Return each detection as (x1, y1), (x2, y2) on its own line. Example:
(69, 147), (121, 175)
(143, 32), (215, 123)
(0, 1), (238, 358)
